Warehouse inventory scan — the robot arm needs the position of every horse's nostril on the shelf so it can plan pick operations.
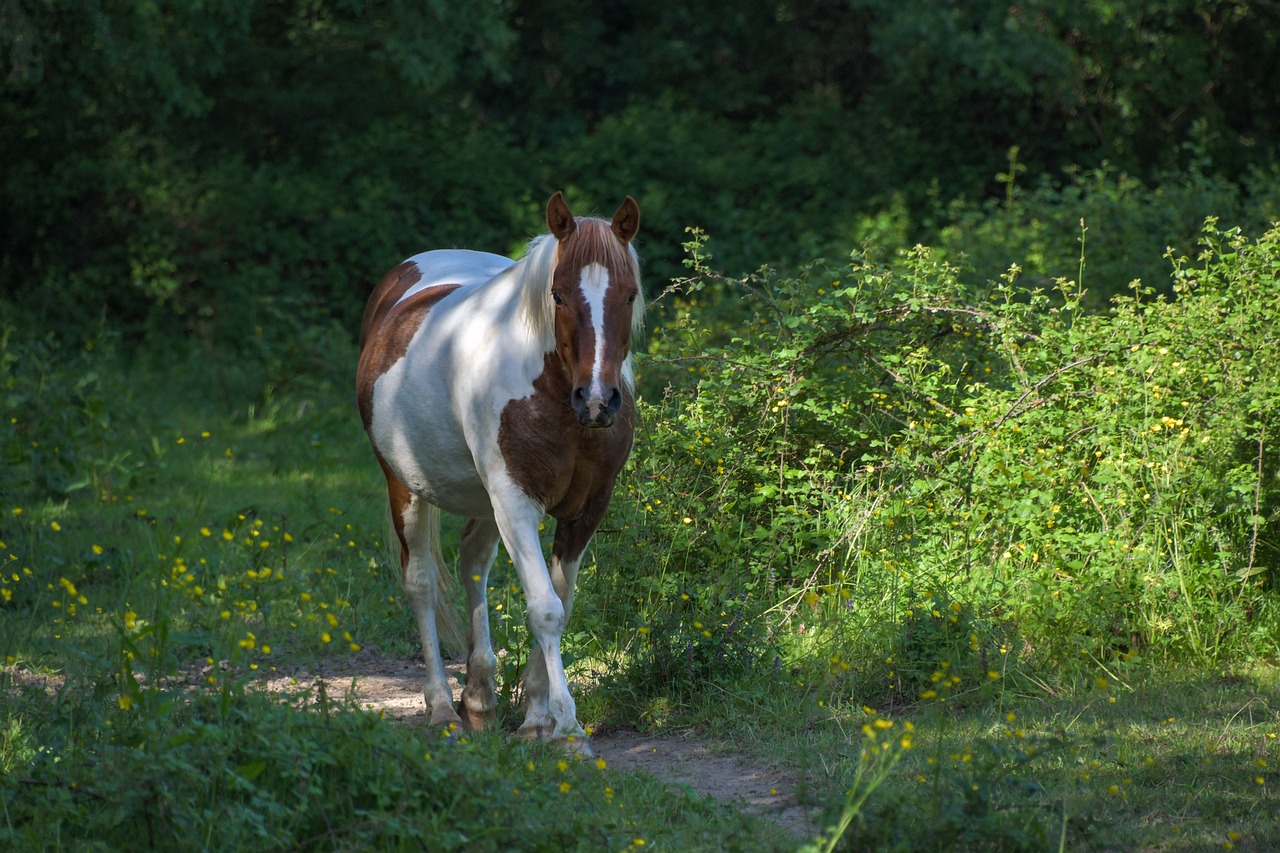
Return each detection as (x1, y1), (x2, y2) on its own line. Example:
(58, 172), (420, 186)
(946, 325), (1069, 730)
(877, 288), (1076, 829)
(607, 388), (622, 415)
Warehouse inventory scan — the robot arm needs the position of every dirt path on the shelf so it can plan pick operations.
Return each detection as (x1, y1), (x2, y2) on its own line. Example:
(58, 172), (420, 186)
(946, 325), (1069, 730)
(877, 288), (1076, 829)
(262, 653), (822, 840)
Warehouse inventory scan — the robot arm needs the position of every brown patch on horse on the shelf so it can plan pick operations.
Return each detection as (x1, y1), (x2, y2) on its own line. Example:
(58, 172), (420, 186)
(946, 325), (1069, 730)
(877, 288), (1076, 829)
(498, 351), (634, 532)
(359, 261), (422, 351)
(551, 492), (615, 567)
(356, 281), (462, 430)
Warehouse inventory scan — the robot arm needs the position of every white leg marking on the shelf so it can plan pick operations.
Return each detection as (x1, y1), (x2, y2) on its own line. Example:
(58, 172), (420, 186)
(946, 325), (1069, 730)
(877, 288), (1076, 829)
(489, 486), (587, 744)
(522, 549), (582, 737)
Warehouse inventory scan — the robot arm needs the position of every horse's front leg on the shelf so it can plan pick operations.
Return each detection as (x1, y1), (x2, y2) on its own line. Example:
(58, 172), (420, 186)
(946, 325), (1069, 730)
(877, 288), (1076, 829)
(491, 494), (592, 753)
(521, 505), (607, 756)
(520, 527), (584, 739)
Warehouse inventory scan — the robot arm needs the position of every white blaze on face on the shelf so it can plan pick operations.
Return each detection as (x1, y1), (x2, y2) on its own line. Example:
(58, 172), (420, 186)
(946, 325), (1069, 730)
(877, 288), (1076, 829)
(578, 262), (611, 416)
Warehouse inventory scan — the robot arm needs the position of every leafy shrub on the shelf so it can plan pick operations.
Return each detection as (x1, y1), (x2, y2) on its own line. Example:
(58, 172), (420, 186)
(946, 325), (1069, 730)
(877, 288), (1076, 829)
(624, 220), (1280, 690)
(0, 324), (140, 503)
(932, 153), (1280, 306)
(606, 591), (777, 707)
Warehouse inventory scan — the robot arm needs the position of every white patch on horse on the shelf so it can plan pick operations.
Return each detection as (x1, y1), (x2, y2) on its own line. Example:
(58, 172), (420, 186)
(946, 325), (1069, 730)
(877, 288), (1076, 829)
(579, 262), (611, 420)
(394, 250), (512, 307)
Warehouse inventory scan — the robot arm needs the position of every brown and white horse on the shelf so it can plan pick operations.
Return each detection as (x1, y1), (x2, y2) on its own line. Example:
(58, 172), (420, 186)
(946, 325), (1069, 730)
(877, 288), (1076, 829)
(356, 193), (641, 754)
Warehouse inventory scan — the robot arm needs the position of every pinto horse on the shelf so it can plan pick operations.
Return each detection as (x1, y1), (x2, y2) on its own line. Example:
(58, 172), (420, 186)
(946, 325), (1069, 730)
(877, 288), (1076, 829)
(356, 193), (641, 754)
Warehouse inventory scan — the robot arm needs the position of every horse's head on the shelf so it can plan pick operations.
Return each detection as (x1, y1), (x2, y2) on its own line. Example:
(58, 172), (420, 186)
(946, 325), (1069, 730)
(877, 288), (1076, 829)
(545, 192), (642, 428)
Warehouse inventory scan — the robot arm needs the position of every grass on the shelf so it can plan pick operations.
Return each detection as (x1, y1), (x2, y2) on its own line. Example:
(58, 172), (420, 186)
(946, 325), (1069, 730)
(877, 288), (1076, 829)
(0, 339), (799, 851)
(792, 669), (1278, 850)
(3, 328), (1279, 850)
(578, 602), (1280, 850)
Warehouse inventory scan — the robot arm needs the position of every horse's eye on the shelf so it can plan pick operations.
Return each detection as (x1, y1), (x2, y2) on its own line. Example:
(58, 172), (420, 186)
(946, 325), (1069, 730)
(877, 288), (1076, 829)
(552, 291), (565, 306)
(627, 291), (637, 304)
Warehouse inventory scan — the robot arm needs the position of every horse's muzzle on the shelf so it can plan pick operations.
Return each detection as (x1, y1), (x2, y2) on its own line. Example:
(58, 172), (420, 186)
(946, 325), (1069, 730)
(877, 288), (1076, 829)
(573, 386), (622, 428)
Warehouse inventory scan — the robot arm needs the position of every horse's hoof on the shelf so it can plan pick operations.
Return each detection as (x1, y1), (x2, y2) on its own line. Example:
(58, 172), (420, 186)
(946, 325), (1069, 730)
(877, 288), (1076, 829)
(558, 732), (596, 759)
(516, 719), (550, 741)
(515, 719), (593, 756)
(458, 704), (496, 733)
(427, 707), (466, 742)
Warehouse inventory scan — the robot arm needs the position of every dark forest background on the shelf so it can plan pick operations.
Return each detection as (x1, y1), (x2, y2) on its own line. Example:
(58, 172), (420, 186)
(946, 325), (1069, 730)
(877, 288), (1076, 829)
(4, 0), (1280, 348)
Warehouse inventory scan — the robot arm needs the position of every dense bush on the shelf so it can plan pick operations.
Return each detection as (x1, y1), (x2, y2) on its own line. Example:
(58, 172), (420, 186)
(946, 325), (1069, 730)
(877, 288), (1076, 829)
(932, 153), (1280, 305)
(618, 221), (1280, 695)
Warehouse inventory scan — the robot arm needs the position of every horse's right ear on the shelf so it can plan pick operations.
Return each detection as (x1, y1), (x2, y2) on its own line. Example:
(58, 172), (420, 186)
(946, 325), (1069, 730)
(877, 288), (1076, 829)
(547, 192), (577, 240)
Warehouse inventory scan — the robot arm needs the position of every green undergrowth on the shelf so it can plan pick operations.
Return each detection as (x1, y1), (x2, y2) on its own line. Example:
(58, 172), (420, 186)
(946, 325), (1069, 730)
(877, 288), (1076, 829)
(794, 664), (1280, 851)
(0, 678), (782, 851)
(3, 218), (1280, 849)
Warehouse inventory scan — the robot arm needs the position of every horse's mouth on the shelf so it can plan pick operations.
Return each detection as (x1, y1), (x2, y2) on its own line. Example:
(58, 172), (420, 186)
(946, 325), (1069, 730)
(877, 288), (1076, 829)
(577, 412), (616, 429)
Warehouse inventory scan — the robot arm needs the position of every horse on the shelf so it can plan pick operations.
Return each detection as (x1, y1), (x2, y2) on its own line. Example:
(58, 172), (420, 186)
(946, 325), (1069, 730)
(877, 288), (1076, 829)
(356, 192), (642, 755)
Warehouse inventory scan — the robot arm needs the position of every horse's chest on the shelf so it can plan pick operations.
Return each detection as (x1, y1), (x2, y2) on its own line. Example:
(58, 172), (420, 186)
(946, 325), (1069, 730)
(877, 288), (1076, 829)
(498, 375), (633, 519)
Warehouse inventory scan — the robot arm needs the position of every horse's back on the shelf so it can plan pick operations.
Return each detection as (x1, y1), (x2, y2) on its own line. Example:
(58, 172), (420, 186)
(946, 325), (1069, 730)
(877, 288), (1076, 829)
(360, 250), (511, 350)
(399, 250), (512, 303)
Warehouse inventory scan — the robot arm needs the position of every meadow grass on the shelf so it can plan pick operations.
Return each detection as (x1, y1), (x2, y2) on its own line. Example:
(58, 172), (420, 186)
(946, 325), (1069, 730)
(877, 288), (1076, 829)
(674, 660), (1280, 851)
(4, 287), (1279, 851)
(571, 551), (1279, 852)
(0, 339), (798, 851)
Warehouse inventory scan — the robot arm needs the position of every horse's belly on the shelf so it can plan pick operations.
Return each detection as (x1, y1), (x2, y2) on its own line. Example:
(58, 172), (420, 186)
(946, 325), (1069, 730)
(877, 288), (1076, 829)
(369, 388), (496, 519)
(398, 463), (494, 519)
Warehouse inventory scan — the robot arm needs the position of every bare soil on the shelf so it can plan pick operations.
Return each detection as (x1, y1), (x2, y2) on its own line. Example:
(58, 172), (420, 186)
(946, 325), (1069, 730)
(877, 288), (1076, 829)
(260, 651), (823, 840)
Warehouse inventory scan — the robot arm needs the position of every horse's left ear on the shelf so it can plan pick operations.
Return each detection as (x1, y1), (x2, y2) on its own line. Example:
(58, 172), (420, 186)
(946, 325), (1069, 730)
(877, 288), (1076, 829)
(547, 191), (577, 240)
(611, 196), (640, 244)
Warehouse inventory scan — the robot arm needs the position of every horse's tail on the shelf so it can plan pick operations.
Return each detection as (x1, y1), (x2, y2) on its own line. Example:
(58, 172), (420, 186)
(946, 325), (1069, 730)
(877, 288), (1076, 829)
(382, 501), (467, 658)
(425, 505), (467, 657)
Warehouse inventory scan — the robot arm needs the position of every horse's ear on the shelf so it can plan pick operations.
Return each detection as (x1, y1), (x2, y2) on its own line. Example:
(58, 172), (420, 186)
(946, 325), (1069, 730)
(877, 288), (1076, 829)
(611, 196), (640, 244)
(547, 192), (576, 240)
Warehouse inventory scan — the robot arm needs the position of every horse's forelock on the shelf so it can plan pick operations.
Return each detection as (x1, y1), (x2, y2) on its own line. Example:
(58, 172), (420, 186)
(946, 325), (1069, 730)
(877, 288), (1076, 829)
(517, 219), (644, 343)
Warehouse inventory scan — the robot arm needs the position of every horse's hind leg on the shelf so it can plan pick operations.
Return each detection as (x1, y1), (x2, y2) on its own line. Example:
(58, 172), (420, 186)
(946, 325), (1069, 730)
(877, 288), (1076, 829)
(457, 517), (500, 731)
(383, 467), (463, 732)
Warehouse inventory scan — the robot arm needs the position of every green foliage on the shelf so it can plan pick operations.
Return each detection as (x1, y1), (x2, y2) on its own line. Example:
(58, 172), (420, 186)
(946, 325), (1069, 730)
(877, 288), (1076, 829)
(794, 669), (1280, 852)
(625, 220), (1280, 688)
(6, 1), (1280, 346)
(933, 152), (1280, 305)
(602, 590), (777, 726)
(1, 325), (143, 503)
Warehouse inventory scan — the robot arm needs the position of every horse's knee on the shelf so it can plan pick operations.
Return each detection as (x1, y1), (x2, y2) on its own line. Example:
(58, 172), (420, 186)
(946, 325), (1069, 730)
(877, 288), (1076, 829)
(402, 562), (438, 605)
(526, 594), (566, 639)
